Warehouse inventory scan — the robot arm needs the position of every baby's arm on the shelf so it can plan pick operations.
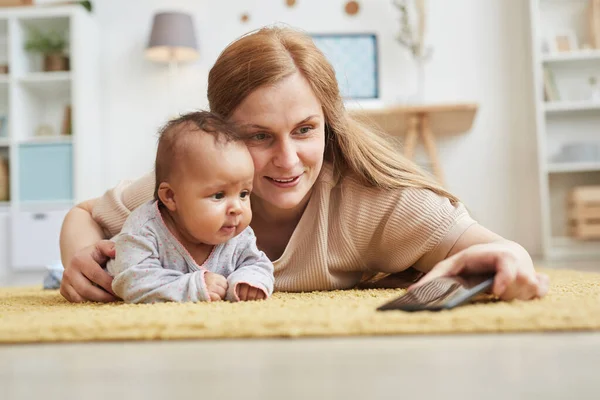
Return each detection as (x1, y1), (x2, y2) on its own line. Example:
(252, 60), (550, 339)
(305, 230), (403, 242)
(108, 232), (214, 304)
(225, 231), (274, 302)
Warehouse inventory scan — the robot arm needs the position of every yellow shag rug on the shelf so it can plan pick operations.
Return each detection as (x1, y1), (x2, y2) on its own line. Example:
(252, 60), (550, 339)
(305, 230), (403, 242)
(1, 268), (599, 344)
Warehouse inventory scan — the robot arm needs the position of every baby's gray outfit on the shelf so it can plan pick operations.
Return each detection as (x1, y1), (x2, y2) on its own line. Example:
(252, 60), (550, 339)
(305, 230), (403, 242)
(107, 200), (274, 304)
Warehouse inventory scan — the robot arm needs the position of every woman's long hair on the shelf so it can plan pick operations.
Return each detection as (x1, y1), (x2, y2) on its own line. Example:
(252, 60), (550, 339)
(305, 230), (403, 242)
(207, 26), (458, 202)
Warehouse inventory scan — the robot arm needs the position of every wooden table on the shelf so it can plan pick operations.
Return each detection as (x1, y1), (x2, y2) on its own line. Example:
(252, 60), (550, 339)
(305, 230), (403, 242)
(350, 103), (479, 186)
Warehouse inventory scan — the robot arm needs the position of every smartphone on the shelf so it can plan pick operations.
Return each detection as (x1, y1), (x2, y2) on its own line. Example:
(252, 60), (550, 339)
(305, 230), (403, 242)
(376, 274), (495, 312)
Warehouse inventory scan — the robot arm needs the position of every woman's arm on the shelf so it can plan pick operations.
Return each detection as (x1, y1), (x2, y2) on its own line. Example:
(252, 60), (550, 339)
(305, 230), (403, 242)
(59, 199), (119, 303)
(59, 173), (155, 302)
(59, 199), (105, 267)
(413, 223), (550, 301)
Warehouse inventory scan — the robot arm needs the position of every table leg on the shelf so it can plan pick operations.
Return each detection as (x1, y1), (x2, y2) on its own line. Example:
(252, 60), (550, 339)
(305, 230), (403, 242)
(420, 114), (445, 186)
(403, 114), (419, 159)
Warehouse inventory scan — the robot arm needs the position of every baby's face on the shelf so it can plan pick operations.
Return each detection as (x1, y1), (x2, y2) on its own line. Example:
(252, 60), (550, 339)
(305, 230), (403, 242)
(171, 137), (254, 246)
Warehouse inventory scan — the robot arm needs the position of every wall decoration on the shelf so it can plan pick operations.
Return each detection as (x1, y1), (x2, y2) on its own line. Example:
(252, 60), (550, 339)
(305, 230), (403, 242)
(286, 0), (297, 7)
(393, 0), (431, 103)
(344, 1), (360, 16)
(240, 13), (250, 23)
(311, 33), (378, 99)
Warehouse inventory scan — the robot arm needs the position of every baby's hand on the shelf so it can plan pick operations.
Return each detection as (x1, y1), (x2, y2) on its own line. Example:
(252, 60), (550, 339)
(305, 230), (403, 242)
(204, 272), (227, 301)
(236, 283), (267, 301)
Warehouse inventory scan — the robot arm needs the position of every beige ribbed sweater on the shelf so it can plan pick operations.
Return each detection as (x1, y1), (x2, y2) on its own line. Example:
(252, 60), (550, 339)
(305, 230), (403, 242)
(92, 163), (476, 292)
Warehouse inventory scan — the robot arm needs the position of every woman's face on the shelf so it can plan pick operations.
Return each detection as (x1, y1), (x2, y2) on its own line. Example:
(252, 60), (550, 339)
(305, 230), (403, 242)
(230, 72), (326, 212)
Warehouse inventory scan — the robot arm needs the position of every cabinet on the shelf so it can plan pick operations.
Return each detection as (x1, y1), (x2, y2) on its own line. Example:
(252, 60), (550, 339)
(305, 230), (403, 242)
(529, 0), (600, 259)
(0, 5), (102, 272)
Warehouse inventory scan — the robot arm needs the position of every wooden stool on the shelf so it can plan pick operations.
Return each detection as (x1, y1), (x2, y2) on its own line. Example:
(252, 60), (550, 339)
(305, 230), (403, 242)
(350, 103), (479, 186)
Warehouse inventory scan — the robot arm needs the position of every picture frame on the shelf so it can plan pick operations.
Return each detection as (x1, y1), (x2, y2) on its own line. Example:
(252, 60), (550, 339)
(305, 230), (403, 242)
(310, 33), (379, 99)
(550, 30), (579, 53)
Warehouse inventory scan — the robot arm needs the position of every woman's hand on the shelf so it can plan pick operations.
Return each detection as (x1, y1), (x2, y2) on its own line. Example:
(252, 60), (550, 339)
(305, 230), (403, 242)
(60, 240), (119, 303)
(411, 240), (550, 301)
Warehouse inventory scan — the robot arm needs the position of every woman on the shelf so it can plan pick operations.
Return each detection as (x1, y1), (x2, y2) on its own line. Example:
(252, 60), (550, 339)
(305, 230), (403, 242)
(59, 26), (549, 303)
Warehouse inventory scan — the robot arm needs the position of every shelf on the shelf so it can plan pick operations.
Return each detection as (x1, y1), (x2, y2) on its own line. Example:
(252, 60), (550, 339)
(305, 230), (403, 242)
(542, 50), (600, 64)
(547, 161), (600, 173)
(0, 138), (9, 146)
(18, 135), (72, 145)
(19, 71), (71, 83)
(0, 75), (9, 85)
(18, 72), (71, 94)
(544, 101), (600, 113)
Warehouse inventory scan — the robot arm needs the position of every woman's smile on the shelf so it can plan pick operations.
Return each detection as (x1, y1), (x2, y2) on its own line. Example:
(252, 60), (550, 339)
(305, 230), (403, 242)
(265, 173), (303, 188)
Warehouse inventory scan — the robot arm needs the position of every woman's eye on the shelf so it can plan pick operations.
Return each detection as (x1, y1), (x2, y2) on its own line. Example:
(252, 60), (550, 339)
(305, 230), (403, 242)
(212, 192), (225, 200)
(298, 126), (312, 134)
(251, 133), (267, 141)
(240, 190), (250, 199)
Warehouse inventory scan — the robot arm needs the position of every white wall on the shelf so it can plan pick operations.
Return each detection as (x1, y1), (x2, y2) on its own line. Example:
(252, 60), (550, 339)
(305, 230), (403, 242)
(89, 0), (541, 255)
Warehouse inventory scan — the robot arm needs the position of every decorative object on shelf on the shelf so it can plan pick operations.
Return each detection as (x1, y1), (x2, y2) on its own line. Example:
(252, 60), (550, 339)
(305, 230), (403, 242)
(35, 124), (55, 137)
(0, 0), (32, 7)
(146, 11), (199, 114)
(551, 30), (578, 53)
(24, 27), (69, 72)
(285, 0), (296, 7)
(344, 1), (360, 16)
(393, 0), (431, 103)
(568, 185), (600, 240)
(552, 142), (599, 163)
(240, 13), (250, 23)
(0, 115), (7, 137)
(589, 76), (600, 101)
(0, 155), (8, 202)
(0, 64), (7, 74)
(311, 33), (378, 99)
(61, 105), (72, 135)
(590, 0), (600, 49)
(543, 68), (560, 102)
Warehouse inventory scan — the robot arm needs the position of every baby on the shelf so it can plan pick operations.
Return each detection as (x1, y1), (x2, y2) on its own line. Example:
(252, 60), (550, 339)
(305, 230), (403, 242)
(107, 111), (274, 303)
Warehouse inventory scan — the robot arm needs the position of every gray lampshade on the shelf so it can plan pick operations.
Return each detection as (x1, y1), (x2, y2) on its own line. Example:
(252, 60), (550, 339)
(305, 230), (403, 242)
(145, 12), (199, 63)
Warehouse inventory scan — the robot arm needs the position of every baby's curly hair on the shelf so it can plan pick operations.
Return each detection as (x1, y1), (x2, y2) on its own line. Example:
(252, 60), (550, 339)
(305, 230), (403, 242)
(154, 111), (242, 201)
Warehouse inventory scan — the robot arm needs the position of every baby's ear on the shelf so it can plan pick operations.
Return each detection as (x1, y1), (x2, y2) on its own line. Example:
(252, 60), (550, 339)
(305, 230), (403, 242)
(157, 182), (177, 211)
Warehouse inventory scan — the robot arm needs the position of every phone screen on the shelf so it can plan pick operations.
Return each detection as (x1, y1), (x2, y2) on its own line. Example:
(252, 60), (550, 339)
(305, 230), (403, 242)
(376, 274), (495, 312)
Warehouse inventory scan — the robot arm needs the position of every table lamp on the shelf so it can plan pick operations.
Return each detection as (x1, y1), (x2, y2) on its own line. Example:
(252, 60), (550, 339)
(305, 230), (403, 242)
(145, 11), (200, 113)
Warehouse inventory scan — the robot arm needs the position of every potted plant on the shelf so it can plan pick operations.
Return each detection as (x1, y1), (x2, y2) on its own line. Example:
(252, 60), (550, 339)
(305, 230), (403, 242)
(24, 27), (69, 72)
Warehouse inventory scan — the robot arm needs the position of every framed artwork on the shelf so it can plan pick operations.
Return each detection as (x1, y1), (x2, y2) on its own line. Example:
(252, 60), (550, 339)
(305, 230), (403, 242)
(311, 33), (379, 99)
(550, 30), (579, 53)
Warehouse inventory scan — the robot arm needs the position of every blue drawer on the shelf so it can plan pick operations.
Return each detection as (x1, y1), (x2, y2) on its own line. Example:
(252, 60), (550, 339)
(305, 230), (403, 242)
(19, 143), (73, 202)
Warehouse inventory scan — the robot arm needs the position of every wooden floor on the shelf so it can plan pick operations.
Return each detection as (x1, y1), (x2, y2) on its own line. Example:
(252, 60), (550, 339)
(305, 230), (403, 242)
(1, 259), (599, 400)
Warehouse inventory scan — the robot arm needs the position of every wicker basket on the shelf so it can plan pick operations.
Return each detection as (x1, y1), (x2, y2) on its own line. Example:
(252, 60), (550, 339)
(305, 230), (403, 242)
(568, 185), (600, 240)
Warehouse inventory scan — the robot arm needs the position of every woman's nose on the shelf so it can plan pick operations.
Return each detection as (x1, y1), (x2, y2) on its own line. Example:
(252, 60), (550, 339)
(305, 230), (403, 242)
(273, 138), (299, 169)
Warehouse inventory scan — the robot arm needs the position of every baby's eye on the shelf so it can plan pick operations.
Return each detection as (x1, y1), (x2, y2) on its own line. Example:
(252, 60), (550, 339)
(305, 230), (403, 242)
(240, 190), (250, 199)
(212, 192), (225, 200)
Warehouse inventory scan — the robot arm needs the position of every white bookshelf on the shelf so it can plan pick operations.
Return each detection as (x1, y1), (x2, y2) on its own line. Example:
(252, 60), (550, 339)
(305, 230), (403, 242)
(0, 5), (102, 273)
(529, 0), (600, 260)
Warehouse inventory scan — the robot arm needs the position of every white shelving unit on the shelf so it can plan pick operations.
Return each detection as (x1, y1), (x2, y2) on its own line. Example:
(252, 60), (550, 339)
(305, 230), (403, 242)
(529, 0), (600, 260)
(0, 5), (102, 273)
